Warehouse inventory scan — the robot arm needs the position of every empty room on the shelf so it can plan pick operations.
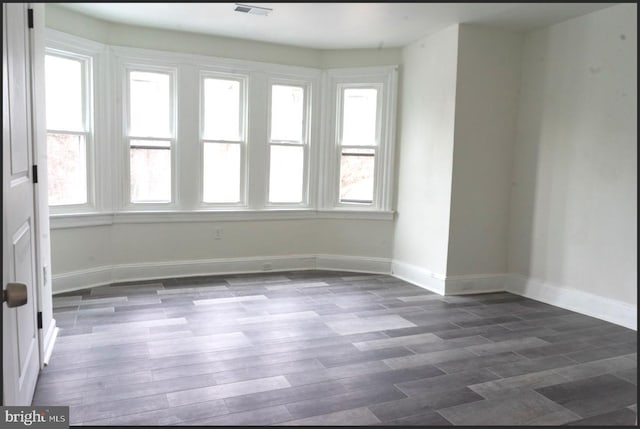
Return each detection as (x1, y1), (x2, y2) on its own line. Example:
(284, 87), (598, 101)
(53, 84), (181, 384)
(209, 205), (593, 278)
(2, 2), (637, 426)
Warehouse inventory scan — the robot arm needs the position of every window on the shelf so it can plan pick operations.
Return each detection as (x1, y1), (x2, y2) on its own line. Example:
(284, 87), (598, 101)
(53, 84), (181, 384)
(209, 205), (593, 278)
(338, 87), (378, 204)
(268, 83), (308, 204)
(45, 52), (91, 207)
(201, 74), (246, 205)
(327, 68), (397, 211)
(126, 69), (174, 204)
(47, 33), (397, 226)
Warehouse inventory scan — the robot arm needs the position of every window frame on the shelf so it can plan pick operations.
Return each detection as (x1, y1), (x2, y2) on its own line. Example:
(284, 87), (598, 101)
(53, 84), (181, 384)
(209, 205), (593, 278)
(44, 48), (95, 212)
(265, 77), (312, 208)
(323, 67), (398, 212)
(335, 83), (383, 205)
(46, 37), (397, 229)
(198, 70), (249, 208)
(121, 63), (178, 209)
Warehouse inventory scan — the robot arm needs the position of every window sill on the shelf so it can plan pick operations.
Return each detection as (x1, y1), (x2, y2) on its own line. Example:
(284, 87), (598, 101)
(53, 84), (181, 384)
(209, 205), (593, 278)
(49, 209), (395, 229)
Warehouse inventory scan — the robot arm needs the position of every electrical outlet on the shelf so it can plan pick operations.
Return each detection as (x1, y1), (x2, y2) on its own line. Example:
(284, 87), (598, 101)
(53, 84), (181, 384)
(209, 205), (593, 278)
(214, 228), (223, 240)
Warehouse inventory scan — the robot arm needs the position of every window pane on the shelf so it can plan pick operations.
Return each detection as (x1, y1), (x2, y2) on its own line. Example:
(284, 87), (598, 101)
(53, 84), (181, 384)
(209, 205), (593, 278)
(129, 71), (171, 137)
(341, 88), (378, 146)
(130, 144), (171, 203)
(47, 133), (87, 206)
(269, 145), (304, 203)
(45, 55), (83, 131)
(203, 143), (241, 203)
(203, 78), (241, 141)
(340, 148), (375, 203)
(271, 85), (304, 142)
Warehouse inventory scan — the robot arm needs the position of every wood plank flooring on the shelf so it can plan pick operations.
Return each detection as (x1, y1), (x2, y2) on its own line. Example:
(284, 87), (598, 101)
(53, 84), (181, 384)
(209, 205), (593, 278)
(33, 270), (637, 425)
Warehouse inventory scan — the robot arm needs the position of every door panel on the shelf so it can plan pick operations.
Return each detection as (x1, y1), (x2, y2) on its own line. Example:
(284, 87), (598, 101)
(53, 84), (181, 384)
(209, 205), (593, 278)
(5, 2), (30, 176)
(3, 2), (41, 406)
(13, 221), (38, 380)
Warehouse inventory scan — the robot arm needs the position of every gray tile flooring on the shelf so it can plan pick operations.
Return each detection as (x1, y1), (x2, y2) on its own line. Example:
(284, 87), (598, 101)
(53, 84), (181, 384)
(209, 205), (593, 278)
(33, 270), (637, 426)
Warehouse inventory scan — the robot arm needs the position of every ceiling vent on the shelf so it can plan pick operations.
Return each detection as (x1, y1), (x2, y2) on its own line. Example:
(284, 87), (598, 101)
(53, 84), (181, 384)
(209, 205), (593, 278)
(234, 3), (272, 16)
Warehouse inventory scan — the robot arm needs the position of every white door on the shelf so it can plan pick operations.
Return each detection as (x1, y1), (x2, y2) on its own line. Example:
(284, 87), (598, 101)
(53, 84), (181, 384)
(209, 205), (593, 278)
(3, 2), (41, 406)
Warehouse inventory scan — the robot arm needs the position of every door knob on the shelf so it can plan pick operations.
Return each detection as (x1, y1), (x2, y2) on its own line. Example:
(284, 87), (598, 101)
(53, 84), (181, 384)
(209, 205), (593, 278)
(3, 283), (28, 308)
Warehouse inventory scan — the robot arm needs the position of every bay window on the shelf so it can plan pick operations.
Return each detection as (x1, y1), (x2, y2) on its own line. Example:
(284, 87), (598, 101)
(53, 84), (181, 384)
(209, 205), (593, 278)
(47, 31), (397, 227)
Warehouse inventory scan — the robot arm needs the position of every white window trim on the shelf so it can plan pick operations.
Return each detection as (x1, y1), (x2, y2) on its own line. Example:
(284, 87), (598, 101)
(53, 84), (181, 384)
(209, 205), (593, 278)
(45, 33), (398, 228)
(45, 30), (107, 214)
(265, 76), (318, 208)
(118, 60), (179, 209)
(335, 82), (383, 206)
(49, 208), (395, 229)
(322, 66), (398, 212)
(199, 70), (249, 209)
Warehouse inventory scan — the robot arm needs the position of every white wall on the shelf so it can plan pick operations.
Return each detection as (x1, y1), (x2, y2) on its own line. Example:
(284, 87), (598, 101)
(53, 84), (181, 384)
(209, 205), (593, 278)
(45, 3), (110, 43)
(44, 4), (401, 69)
(391, 24), (523, 295)
(508, 4), (637, 306)
(319, 49), (401, 68)
(391, 25), (459, 282)
(50, 218), (394, 291)
(446, 25), (522, 276)
(51, 219), (393, 270)
(50, 226), (113, 274)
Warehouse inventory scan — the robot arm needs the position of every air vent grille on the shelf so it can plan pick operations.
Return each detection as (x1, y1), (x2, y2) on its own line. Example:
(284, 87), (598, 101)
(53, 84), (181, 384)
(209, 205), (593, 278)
(234, 3), (272, 16)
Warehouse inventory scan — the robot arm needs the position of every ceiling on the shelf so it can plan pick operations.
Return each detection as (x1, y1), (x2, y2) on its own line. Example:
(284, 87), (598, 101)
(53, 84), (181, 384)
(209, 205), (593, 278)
(57, 2), (616, 50)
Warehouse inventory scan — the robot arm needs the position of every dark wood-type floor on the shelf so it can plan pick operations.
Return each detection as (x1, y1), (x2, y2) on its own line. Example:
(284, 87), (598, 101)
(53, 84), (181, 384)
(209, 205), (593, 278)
(33, 270), (637, 426)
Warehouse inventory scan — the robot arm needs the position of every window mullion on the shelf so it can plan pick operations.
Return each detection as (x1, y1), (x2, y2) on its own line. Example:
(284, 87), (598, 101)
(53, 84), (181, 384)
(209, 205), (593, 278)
(127, 135), (173, 141)
(269, 141), (304, 147)
(47, 129), (89, 136)
(202, 139), (243, 145)
(246, 72), (268, 210)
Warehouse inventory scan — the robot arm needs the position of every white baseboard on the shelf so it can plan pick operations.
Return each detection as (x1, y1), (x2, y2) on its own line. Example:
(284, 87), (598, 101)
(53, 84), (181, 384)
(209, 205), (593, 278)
(317, 254), (391, 274)
(445, 273), (508, 295)
(389, 261), (636, 330)
(52, 254), (392, 294)
(506, 274), (637, 330)
(52, 266), (113, 294)
(41, 318), (58, 366)
(110, 255), (319, 284)
(389, 261), (506, 296)
(390, 260), (446, 295)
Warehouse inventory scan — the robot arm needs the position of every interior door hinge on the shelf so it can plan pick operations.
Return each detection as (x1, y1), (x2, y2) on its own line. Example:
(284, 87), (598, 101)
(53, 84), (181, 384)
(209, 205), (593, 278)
(28, 8), (34, 29)
(32, 165), (38, 183)
(37, 311), (43, 329)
